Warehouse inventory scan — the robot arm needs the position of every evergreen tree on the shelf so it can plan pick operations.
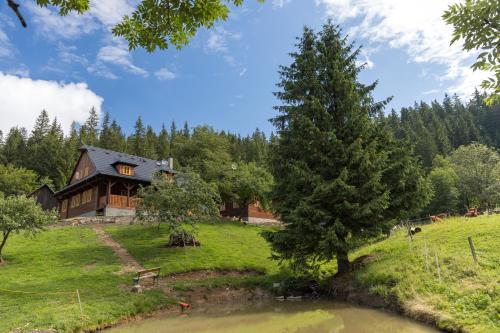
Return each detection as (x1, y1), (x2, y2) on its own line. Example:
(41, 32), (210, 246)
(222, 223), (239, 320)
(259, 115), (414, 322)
(108, 120), (127, 152)
(0, 130), (4, 164)
(129, 116), (146, 156)
(29, 110), (50, 144)
(156, 124), (170, 160)
(263, 23), (427, 274)
(99, 112), (112, 149)
(79, 107), (100, 146)
(169, 120), (178, 155)
(2, 127), (27, 167)
(182, 121), (190, 138)
(60, 122), (81, 187)
(143, 126), (158, 159)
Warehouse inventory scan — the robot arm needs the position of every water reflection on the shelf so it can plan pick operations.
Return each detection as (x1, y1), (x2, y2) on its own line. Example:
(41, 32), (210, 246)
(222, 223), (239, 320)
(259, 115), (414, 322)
(106, 301), (439, 333)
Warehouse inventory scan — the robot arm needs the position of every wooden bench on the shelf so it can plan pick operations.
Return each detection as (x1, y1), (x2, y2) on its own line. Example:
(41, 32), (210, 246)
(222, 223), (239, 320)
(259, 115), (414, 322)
(133, 267), (160, 286)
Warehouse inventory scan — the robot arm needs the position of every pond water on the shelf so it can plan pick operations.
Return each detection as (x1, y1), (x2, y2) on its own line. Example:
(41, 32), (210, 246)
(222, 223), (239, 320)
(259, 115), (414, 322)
(106, 300), (440, 333)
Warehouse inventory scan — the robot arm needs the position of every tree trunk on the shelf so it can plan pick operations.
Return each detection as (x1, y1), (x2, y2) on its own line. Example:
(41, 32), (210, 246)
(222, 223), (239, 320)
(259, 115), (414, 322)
(0, 231), (11, 263)
(336, 249), (350, 274)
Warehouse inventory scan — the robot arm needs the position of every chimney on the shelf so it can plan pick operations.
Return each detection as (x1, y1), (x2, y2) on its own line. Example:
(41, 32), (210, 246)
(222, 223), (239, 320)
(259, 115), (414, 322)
(168, 157), (174, 170)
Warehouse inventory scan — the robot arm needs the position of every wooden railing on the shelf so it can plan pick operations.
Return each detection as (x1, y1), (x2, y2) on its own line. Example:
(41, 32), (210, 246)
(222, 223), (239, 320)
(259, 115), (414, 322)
(108, 195), (136, 208)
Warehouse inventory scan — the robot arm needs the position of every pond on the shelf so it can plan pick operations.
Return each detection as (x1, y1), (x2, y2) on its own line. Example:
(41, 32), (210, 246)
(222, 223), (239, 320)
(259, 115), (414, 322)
(106, 300), (440, 333)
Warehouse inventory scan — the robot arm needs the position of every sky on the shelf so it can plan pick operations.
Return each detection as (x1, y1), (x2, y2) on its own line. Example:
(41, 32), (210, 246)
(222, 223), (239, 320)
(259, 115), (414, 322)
(0, 0), (489, 137)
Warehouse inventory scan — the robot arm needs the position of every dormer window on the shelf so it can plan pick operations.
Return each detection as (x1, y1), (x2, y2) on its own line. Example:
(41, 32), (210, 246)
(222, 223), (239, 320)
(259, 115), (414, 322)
(117, 164), (134, 176)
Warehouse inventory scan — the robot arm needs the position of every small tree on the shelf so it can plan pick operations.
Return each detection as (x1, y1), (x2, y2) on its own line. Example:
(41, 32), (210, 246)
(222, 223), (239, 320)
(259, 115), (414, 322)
(0, 195), (57, 263)
(136, 171), (220, 246)
(426, 156), (460, 214)
(450, 143), (500, 210)
(222, 162), (274, 209)
(0, 164), (38, 197)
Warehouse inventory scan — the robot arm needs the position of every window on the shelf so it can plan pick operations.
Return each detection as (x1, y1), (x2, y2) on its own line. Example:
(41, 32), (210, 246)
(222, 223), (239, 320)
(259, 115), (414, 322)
(118, 164), (133, 176)
(81, 189), (92, 204)
(233, 201), (239, 209)
(75, 171), (80, 180)
(220, 202), (226, 211)
(70, 194), (80, 208)
(61, 200), (68, 213)
(83, 167), (89, 177)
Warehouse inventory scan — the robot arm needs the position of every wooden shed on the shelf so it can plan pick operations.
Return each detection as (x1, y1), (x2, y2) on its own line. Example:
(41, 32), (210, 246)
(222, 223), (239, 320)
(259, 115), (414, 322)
(29, 184), (58, 211)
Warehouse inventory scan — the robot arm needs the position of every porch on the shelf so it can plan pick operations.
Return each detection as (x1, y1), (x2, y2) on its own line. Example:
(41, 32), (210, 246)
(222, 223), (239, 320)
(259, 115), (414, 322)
(97, 179), (142, 210)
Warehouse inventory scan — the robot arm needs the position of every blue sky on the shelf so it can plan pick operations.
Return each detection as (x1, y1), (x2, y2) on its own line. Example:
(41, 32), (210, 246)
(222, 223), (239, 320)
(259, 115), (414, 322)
(0, 0), (487, 136)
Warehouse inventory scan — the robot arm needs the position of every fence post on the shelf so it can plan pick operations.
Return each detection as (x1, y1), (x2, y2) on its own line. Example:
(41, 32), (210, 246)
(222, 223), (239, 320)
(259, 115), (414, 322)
(76, 289), (83, 317)
(467, 236), (478, 264)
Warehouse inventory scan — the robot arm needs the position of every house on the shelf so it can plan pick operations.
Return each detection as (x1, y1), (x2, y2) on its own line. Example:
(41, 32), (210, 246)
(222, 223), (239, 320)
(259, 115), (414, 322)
(55, 146), (174, 219)
(220, 201), (279, 224)
(29, 184), (58, 211)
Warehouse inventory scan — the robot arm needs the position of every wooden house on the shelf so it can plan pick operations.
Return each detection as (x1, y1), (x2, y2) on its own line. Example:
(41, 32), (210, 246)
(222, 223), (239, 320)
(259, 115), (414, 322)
(55, 146), (174, 219)
(220, 201), (279, 224)
(29, 184), (58, 211)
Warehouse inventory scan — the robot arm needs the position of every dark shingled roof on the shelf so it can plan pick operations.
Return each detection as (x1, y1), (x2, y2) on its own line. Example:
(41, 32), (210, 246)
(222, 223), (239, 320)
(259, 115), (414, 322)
(55, 145), (174, 195)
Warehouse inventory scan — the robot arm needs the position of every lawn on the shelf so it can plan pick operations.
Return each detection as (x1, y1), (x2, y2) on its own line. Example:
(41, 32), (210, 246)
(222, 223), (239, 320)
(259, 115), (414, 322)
(1, 217), (497, 333)
(348, 215), (500, 333)
(104, 220), (280, 276)
(0, 227), (168, 333)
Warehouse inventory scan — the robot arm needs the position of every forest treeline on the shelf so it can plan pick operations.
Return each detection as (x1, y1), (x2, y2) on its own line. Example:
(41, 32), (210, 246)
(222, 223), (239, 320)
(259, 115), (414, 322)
(0, 91), (499, 214)
(0, 109), (269, 189)
(384, 91), (499, 167)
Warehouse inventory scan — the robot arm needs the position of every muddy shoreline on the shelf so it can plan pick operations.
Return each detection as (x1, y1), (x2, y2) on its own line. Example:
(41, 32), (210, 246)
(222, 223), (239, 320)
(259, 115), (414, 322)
(22, 267), (452, 333)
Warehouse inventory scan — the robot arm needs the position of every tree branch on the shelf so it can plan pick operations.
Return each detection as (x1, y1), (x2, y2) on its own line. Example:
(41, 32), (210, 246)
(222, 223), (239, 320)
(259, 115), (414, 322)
(7, 0), (27, 28)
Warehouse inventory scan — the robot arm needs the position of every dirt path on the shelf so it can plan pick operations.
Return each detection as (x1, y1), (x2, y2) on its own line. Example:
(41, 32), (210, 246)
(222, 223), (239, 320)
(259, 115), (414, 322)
(92, 225), (143, 273)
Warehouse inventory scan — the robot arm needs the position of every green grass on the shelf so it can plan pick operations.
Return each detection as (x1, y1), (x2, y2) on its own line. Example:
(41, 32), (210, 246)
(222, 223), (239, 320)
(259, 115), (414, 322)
(1, 217), (498, 333)
(348, 215), (500, 333)
(0, 227), (169, 333)
(104, 221), (280, 276)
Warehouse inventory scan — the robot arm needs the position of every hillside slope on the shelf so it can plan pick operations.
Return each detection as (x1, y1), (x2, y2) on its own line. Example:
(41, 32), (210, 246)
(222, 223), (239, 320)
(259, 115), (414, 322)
(347, 216), (499, 333)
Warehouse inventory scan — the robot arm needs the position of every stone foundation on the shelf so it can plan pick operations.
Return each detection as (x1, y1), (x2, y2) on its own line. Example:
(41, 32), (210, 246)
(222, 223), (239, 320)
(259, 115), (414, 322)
(60, 215), (137, 226)
(247, 216), (282, 226)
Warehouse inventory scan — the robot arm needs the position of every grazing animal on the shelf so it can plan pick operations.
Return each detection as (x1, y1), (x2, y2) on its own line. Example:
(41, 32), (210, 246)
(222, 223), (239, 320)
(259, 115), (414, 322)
(465, 208), (478, 218)
(409, 227), (422, 235)
(430, 215), (443, 223)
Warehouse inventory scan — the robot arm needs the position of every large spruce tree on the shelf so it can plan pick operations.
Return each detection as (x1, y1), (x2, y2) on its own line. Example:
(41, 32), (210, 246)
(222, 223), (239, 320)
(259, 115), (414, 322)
(263, 23), (428, 274)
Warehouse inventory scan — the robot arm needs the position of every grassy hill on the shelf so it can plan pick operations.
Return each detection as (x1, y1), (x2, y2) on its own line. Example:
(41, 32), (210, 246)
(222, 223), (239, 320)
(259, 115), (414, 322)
(0, 217), (497, 332)
(348, 215), (500, 333)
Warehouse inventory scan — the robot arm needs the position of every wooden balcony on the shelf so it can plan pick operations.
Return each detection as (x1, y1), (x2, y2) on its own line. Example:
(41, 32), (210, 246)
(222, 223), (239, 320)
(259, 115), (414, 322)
(108, 194), (137, 209)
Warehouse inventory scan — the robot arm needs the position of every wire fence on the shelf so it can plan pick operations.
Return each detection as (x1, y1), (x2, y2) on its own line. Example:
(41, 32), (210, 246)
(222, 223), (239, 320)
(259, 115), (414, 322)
(0, 287), (86, 319)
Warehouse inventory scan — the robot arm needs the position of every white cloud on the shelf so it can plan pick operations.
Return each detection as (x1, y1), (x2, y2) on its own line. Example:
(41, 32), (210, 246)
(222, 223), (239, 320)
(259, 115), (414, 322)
(27, 0), (133, 38)
(205, 27), (245, 71)
(0, 28), (13, 58)
(316, 0), (487, 98)
(94, 40), (148, 77)
(355, 48), (375, 69)
(5, 65), (30, 77)
(89, 0), (134, 27)
(26, 1), (146, 80)
(154, 67), (176, 81)
(205, 27), (241, 54)
(0, 73), (103, 134)
(239, 68), (247, 76)
(272, 0), (291, 9)
(57, 44), (89, 66)
(26, 3), (99, 39)
(422, 89), (440, 95)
